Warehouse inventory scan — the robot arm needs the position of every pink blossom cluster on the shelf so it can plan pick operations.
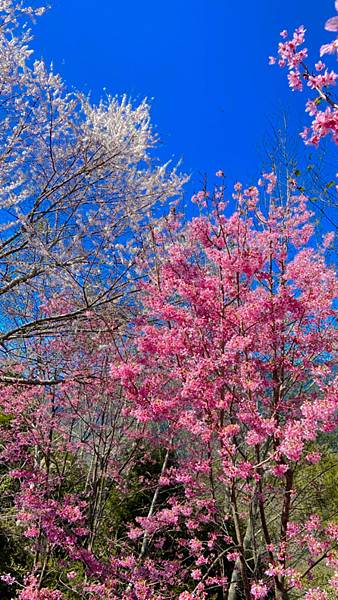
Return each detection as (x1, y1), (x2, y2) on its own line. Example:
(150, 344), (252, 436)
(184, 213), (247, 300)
(270, 5), (338, 146)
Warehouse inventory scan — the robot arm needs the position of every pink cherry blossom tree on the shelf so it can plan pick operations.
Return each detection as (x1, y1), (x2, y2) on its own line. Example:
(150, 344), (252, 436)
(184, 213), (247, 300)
(110, 174), (337, 599)
(0, 309), (150, 597)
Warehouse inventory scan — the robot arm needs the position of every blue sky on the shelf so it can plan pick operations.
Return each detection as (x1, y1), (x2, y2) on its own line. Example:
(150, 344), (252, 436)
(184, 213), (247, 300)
(32, 0), (336, 198)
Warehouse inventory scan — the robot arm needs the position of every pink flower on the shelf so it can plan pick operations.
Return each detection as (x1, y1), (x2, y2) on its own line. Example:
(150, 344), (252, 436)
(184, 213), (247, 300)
(246, 430), (266, 446)
(189, 538), (203, 553)
(1, 573), (16, 585)
(287, 522), (300, 538)
(251, 581), (268, 599)
(191, 568), (202, 580)
(271, 464), (289, 477)
(262, 171), (277, 193)
(329, 572), (338, 591)
(305, 588), (328, 600)
(305, 100), (318, 117)
(325, 17), (338, 32)
(216, 170), (224, 177)
(326, 522), (338, 541)
(315, 61), (325, 72)
(18, 576), (62, 600)
(288, 70), (303, 91)
(320, 39), (338, 57)
(307, 70), (338, 91)
(227, 551), (240, 562)
(305, 452), (321, 464)
(323, 231), (335, 248)
(24, 526), (40, 539)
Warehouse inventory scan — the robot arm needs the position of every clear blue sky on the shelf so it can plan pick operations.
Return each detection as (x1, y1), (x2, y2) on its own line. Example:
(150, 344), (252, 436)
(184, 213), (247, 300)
(32, 0), (336, 196)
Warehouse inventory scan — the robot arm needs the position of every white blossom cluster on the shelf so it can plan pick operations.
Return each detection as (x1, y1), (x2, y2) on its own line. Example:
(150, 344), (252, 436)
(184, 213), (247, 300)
(0, 1), (186, 348)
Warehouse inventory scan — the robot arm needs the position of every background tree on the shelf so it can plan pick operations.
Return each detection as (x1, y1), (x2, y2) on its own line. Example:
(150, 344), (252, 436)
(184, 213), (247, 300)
(0, 0), (184, 383)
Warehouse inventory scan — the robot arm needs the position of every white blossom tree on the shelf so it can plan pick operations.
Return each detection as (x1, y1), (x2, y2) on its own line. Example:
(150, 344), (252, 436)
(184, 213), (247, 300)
(0, 1), (185, 381)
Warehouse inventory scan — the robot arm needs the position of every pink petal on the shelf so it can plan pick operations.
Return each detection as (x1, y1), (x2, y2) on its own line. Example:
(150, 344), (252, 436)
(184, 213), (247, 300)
(324, 16), (338, 31)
